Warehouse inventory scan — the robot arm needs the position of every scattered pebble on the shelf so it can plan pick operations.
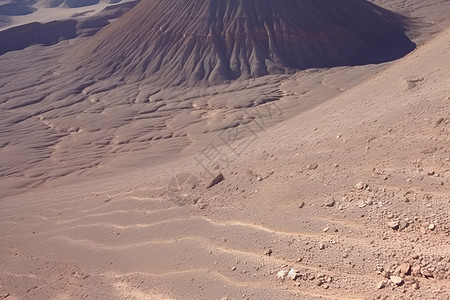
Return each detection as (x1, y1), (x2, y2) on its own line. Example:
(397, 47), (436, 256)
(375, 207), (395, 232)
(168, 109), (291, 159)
(307, 163), (318, 170)
(277, 270), (288, 279)
(420, 268), (433, 278)
(435, 117), (445, 126)
(376, 281), (386, 290)
(324, 199), (335, 207)
(396, 263), (411, 275)
(388, 220), (400, 230)
(264, 249), (272, 256)
(355, 181), (368, 190)
(288, 268), (300, 280)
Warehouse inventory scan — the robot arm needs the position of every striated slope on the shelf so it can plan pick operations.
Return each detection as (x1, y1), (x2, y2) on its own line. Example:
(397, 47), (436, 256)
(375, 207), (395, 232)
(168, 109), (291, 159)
(71, 0), (415, 86)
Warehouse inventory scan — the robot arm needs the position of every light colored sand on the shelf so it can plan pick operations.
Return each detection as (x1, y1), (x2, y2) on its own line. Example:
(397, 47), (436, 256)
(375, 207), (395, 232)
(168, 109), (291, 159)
(0, 0), (134, 30)
(0, 1), (450, 299)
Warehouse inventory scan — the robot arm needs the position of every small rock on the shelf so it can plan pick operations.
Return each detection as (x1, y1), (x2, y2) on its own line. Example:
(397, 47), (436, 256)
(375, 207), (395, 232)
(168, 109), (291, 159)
(355, 181), (368, 190)
(307, 163), (318, 170)
(381, 270), (391, 279)
(435, 117), (445, 126)
(390, 275), (404, 286)
(412, 282), (420, 290)
(357, 200), (366, 208)
(231, 266), (236, 271)
(256, 176), (263, 181)
(428, 223), (435, 231)
(264, 249), (272, 256)
(322, 227), (329, 232)
(420, 268), (433, 278)
(298, 202), (305, 209)
(321, 283), (329, 289)
(207, 173), (224, 188)
(396, 263), (411, 275)
(324, 199), (335, 207)
(411, 265), (421, 277)
(277, 270), (288, 279)
(388, 220), (400, 230)
(376, 281), (386, 289)
(288, 268), (300, 280)
(319, 242), (325, 250)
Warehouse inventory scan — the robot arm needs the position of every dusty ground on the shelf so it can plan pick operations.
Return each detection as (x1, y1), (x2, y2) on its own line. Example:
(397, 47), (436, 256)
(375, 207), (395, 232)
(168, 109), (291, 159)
(0, 0), (449, 299)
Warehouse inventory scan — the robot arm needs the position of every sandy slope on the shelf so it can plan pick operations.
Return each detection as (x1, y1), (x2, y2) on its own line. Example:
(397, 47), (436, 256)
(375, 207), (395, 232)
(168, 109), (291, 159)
(0, 0), (450, 299)
(0, 0), (134, 30)
(1, 18), (449, 300)
(1, 0), (448, 199)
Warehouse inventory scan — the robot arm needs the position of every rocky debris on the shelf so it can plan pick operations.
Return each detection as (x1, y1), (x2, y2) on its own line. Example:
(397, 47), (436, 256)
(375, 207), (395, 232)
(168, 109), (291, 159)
(277, 270), (288, 280)
(307, 163), (318, 170)
(264, 249), (272, 256)
(316, 274), (333, 288)
(355, 181), (368, 190)
(288, 268), (300, 280)
(206, 173), (224, 189)
(324, 199), (335, 207)
(390, 275), (404, 286)
(388, 220), (400, 230)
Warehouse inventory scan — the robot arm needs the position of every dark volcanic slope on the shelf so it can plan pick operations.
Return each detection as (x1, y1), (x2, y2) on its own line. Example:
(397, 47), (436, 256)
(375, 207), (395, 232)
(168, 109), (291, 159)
(71, 0), (415, 85)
